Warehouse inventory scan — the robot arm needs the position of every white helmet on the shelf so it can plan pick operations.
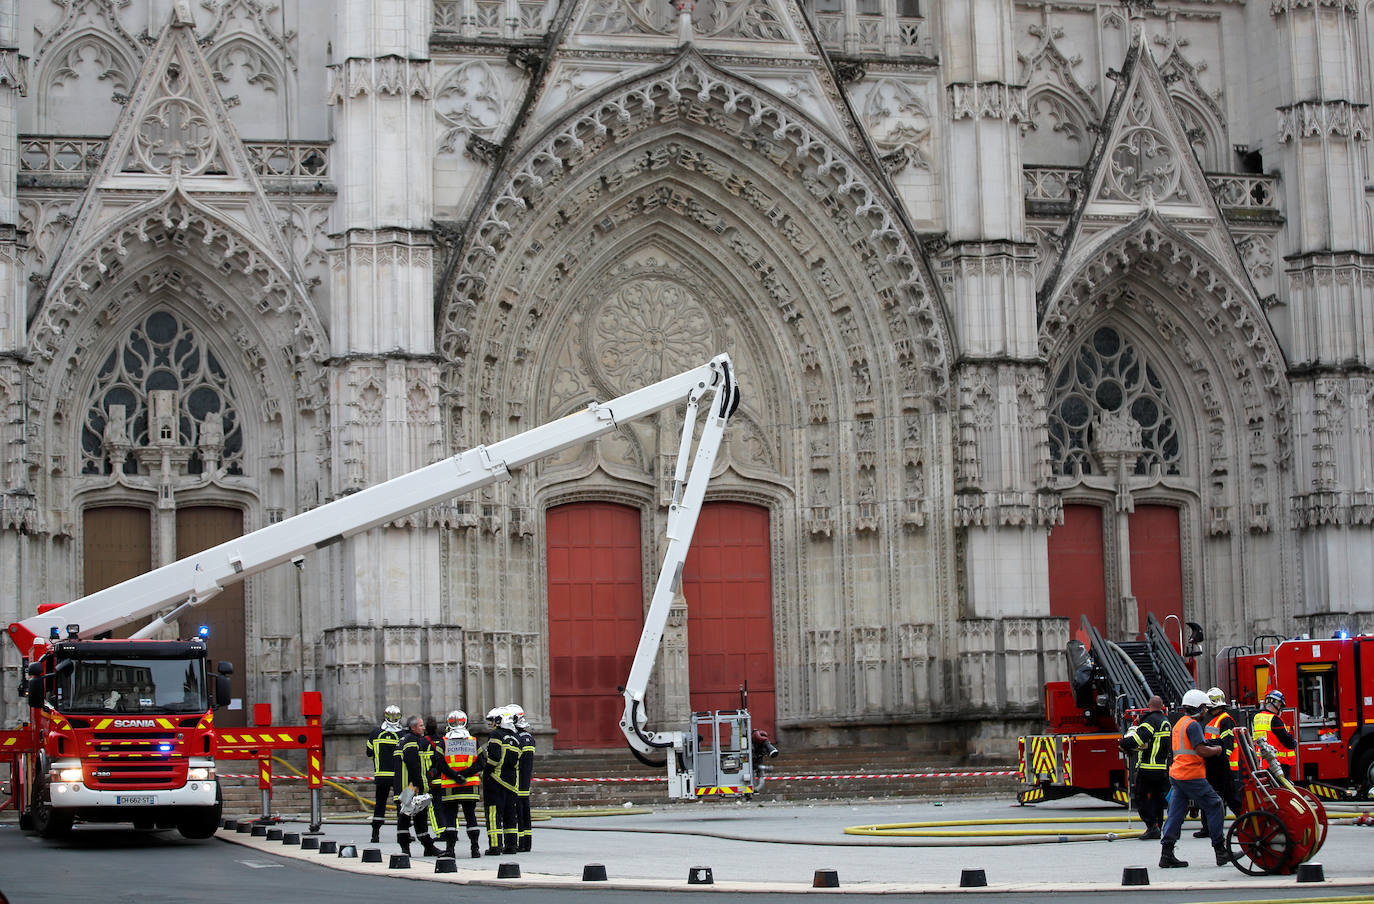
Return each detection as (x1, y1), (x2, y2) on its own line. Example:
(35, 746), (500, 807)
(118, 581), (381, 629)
(486, 707), (505, 728)
(1206, 687), (1226, 707)
(382, 704), (401, 726)
(1181, 688), (1210, 712)
(504, 703), (526, 728)
(446, 710), (468, 729)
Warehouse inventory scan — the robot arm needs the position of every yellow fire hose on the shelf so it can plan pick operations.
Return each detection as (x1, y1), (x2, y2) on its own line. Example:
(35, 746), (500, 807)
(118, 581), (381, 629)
(845, 816), (1146, 839)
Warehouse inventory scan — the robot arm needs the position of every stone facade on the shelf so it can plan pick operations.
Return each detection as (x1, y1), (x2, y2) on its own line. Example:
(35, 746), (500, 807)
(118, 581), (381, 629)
(2, 0), (1372, 765)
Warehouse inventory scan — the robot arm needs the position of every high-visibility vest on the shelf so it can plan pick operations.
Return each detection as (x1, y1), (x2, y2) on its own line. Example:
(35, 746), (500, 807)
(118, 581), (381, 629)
(435, 733), (481, 795)
(1253, 711), (1296, 767)
(366, 728), (398, 778)
(1205, 711), (1238, 771)
(1169, 715), (1206, 780)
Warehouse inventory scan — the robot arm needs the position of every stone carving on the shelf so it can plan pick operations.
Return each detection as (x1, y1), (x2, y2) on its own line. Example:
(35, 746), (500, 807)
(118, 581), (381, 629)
(948, 82), (1028, 122)
(584, 278), (715, 394)
(47, 35), (132, 94)
(436, 61), (504, 154)
(33, 0), (145, 75)
(1019, 9), (1099, 164)
(578, 0), (787, 39)
(861, 79), (931, 171)
(129, 60), (219, 175)
(1277, 100), (1371, 142)
(1102, 92), (1187, 203)
(327, 57), (432, 103)
(207, 38), (283, 94)
(198, 0), (298, 70)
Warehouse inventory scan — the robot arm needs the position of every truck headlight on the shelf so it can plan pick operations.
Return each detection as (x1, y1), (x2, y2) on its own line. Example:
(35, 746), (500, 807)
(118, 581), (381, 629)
(58, 767), (83, 783)
(187, 767), (214, 781)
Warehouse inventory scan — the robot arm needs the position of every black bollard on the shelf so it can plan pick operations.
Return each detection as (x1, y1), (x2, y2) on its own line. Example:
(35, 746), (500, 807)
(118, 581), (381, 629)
(959, 869), (987, 888)
(282, 832), (301, 845)
(358, 847), (379, 862)
(223, 819), (238, 831)
(236, 823), (252, 834)
(318, 840), (338, 854)
(266, 828), (283, 841)
(813, 869), (840, 888)
(497, 863), (522, 879)
(301, 837), (319, 851)
(388, 854), (410, 869)
(1121, 867), (1150, 886)
(435, 857), (457, 874)
(582, 863), (608, 882)
(688, 866), (714, 885)
(1296, 863), (1325, 883)
(250, 825), (267, 837)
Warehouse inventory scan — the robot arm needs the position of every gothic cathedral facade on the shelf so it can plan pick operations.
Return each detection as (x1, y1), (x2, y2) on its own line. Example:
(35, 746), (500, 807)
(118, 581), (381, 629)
(1, 0), (1371, 759)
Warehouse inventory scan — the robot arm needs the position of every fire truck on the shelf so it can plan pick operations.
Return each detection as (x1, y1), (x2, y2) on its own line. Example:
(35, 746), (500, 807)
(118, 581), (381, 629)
(5, 354), (744, 837)
(1219, 633), (1374, 799)
(1018, 614), (1199, 805)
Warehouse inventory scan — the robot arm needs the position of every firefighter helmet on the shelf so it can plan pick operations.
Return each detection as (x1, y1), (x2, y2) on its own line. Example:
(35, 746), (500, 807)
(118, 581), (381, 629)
(1264, 689), (1286, 708)
(1206, 687), (1225, 706)
(383, 704), (401, 722)
(486, 707), (505, 727)
(1181, 688), (1210, 712)
(446, 710), (467, 729)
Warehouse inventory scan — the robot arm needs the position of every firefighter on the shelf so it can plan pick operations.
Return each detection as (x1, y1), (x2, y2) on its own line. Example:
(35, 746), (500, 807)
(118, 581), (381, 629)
(507, 703), (537, 852)
(1159, 688), (1229, 869)
(1252, 689), (1297, 777)
(460, 707), (521, 855)
(433, 709), (483, 859)
(365, 704), (402, 844)
(1118, 695), (1170, 840)
(395, 714), (443, 857)
(1196, 687), (1241, 835)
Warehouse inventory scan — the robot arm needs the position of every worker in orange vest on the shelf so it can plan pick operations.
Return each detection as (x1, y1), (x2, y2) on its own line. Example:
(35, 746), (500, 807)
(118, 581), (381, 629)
(1159, 689), (1229, 869)
(1252, 690), (1297, 777)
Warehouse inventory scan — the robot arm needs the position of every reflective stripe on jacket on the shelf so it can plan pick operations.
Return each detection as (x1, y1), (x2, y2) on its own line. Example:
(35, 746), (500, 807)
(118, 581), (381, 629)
(1169, 715), (1206, 781)
(1205, 711), (1238, 771)
(365, 727), (398, 778)
(1252, 711), (1296, 766)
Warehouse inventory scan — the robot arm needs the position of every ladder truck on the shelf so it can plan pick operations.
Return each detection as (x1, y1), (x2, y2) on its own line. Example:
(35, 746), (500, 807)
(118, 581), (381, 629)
(6, 355), (742, 837)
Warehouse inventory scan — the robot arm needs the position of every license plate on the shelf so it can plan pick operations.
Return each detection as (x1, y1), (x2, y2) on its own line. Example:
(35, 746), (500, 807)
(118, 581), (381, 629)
(117, 795), (156, 806)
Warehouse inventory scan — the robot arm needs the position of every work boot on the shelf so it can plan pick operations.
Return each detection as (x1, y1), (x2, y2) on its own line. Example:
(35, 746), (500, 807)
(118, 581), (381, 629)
(370, 819), (383, 845)
(1192, 828), (1209, 838)
(518, 836), (531, 852)
(485, 846), (502, 856)
(468, 829), (482, 859)
(1214, 845), (1231, 866)
(1137, 826), (1160, 841)
(398, 832), (412, 856)
(420, 837), (443, 858)
(503, 840), (519, 855)
(1159, 845), (1189, 869)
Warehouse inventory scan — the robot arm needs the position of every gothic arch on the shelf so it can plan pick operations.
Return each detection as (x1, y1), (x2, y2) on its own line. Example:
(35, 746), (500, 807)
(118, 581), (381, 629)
(1024, 83), (1097, 165)
(203, 33), (290, 138)
(438, 50), (952, 411)
(1040, 215), (1291, 518)
(36, 30), (141, 132)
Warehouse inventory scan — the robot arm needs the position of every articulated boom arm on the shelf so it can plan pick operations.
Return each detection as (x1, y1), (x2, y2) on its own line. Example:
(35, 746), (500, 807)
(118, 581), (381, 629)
(619, 362), (741, 759)
(8, 355), (740, 656)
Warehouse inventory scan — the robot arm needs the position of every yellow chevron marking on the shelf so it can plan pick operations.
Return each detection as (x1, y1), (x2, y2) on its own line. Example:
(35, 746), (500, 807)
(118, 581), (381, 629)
(278, 733), (293, 743)
(157, 719), (173, 729)
(96, 719), (113, 730)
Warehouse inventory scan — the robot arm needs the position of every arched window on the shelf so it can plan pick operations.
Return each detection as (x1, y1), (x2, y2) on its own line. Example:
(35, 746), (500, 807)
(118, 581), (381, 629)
(81, 311), (244, 476)
(1048, 326), (1181, 478)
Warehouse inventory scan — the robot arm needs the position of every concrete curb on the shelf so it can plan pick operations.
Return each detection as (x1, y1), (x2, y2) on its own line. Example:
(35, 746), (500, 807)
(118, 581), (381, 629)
(217, 828), (1374, 894)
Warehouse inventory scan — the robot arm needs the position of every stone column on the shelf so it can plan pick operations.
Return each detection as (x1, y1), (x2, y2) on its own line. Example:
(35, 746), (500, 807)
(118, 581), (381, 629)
(941, 0), (1055, 620)
(1272, 0), (1374, 616)
(326, 1), (446, 710)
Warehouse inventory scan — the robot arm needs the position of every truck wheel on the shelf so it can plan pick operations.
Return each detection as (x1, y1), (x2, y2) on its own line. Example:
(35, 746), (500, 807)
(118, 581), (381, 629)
(177, 784), (223, 840)
(1356, 749), (1374, 800)
(31, 779), (74, 839)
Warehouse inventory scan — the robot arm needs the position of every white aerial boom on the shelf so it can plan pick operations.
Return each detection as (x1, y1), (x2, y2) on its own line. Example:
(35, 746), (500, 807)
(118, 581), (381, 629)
(8, 356), (741, 666)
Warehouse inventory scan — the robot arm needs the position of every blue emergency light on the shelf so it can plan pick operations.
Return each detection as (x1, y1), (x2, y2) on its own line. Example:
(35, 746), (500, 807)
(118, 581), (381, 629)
(198, 625), (210, 639)
(158, 743), (173, 752)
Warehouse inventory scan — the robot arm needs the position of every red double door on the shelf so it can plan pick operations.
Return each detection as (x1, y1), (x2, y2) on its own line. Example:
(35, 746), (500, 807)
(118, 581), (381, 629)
(1048, 503), (1184, 640)
(546, 501), (776, 749)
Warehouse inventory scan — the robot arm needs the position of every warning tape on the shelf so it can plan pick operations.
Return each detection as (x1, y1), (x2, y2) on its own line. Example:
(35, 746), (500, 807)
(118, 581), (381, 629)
(218, 769), (1018, 784)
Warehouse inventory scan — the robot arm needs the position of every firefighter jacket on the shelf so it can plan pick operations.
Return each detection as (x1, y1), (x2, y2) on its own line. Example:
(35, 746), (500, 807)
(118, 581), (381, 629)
(365, 723), (400, 779)
(1204, 709), (1238, 772)
(459, 728), (520, 793)
(1253, 709), (1297, 768)
(514, 727), (536, 797)
(396, 728), (438, 794)
(434, 730), (482, 801)
(1120, 710), (1171, 771)
(1169, 715), (1207, 781)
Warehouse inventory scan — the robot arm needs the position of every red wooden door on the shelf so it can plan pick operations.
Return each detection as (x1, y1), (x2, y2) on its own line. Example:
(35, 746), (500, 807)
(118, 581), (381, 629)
(546, 502), (643, 749)
(177, 506), (247, 726)
(682, 502), (775, 738)
(82, 506), (153, 638)
(1128, 505), (1183, 636)
(1049, 504), (1108, 637)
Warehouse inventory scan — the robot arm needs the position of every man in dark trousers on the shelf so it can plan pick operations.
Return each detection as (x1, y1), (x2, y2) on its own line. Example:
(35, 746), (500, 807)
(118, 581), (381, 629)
(433, 709), (483, 859)
(1119, 695), (1170, 840)
(1252, 690), (1297, 777)
(1196, 687), (1241, 836)
(507, 704), (537, 851)
(364, 704), (401, 844)
(1159, 689), (1229, 868)
(395, 714), (443, 857)
(460, 707), (521, 855)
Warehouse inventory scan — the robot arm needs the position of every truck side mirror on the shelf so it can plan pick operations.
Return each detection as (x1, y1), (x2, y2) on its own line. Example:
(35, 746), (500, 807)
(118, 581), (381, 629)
(217, 661), (234, 676)
(27, 676), (44, 708)
(214, 674), (231, 709)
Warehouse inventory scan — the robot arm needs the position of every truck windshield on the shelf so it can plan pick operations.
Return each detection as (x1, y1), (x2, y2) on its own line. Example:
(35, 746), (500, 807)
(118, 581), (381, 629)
(54, 656), (208, 714)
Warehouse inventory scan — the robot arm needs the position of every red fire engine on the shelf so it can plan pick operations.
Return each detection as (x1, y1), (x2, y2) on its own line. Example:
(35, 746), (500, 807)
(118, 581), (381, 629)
(1220, 633), (1374, 799)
